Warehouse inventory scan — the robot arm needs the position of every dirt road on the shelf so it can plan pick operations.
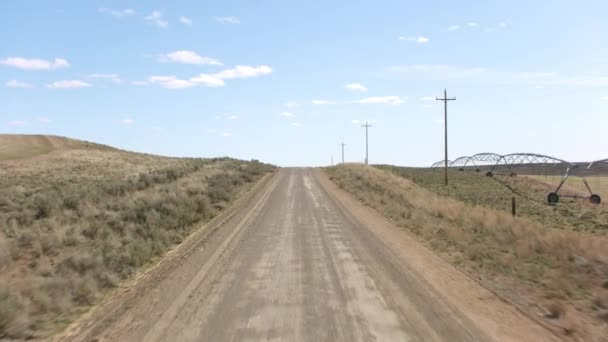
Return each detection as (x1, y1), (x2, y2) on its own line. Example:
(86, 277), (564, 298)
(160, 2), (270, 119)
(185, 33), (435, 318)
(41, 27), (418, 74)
(61, 168), (560, 342)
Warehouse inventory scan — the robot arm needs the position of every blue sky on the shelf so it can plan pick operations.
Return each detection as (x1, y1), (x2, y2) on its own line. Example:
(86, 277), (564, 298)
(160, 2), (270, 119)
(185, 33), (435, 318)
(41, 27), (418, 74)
(1, 0), (607, 166)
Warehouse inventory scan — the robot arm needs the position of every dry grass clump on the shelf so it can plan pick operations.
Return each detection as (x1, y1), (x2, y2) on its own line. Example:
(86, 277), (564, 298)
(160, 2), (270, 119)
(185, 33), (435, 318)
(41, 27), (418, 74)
(326, 164), (608, 332)
(0, 141), (274, 339)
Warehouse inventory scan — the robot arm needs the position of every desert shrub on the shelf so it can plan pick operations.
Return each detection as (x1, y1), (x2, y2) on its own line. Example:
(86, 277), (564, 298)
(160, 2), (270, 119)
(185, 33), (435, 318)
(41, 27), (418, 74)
(32, 194), (58, 220)
(0, 234), (10, 270)
(0, 155), (275, 339)
(0, 288), (25, 338)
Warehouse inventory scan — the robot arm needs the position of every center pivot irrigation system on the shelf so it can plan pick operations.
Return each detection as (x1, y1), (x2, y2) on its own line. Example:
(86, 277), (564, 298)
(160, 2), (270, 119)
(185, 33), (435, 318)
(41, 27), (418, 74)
(431, 153), (607, 205)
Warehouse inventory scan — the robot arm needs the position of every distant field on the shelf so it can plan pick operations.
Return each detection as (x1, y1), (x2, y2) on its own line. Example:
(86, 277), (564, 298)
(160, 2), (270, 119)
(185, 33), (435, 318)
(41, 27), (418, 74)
(0, 135), (275, 339)
(374, 165), (608, 234)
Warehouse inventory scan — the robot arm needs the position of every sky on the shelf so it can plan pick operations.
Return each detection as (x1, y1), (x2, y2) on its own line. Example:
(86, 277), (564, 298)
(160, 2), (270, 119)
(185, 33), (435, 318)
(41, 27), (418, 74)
(1, 0), (607, 167)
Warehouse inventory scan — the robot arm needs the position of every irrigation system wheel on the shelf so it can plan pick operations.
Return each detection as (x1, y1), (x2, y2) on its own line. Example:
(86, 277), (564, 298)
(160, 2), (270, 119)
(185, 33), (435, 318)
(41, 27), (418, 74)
(590, 194), (602, 205)
(547, 192), (560, 204)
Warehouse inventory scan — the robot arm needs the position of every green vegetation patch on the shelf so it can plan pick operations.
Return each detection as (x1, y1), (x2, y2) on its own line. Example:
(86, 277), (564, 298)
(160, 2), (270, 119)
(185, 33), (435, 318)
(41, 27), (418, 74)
(375, 165), (608, 235)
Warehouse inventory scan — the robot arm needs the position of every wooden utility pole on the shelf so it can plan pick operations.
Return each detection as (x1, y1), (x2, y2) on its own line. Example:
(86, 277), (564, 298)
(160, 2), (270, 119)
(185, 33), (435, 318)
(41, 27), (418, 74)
(362, 121), (372, 165)
(340, 141), (346, 164)
(436, 89), (456, 185)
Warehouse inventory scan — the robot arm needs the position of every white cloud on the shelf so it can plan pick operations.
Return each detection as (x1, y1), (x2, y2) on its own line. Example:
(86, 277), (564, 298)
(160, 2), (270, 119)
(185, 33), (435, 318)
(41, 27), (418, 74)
(345, 83), (368, 92)
(89, 73), (122, 83)
(148, 65), (272, 89)
(448, 25), (460, 31)
(148, 76), (197, 89)
(291, 122), (303, 127)
(499, 22), (508, 28)
(222, 132), (233, 137)
(37, 117), (51, 123)
(47, 80), (92, 89)
(467, 22), (478, 28)
(601, 96), (608, 100)
(213, 65), (272, 79)
(98, 8), (135, 17)
(6, 80), (33, 88)
(0, 57), (69, 70)
(160, 50), (223, 66)
(9, 120), (26, 126)
(189, 74), (225, 87)
(281, 111), (295, 118)
(122, 118), (135, 125)
(398, 36), (430, 44)
(227, 115), (238, 120)
(312, 99), (336, 105)
(145, 11), (168, 28)
(420, 96), (435, 101)
(284, 101), (298, 108)
(179, 16), (193, 25)
(356, 96), (405, 105)
(216, 16), (240, 24)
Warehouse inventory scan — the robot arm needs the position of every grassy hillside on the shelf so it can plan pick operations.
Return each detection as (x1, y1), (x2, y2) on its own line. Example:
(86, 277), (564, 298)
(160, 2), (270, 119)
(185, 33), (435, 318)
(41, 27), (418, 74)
(375, 165), (608, 235)
(0, 134), (114, 161)
(326, 164), (608, 339)
(0, 135), (275, 339)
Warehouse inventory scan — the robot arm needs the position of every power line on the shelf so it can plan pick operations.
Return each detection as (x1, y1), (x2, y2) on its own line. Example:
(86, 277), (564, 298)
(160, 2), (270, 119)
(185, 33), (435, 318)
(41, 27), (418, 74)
(436, 89), (456, 186)
(362, 121), (372, 165)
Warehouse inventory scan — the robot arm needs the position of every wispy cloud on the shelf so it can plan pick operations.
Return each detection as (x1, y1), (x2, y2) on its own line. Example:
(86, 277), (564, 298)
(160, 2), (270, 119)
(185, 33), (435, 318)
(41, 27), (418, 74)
(398, 36), (430, 44)
(601, 96), (608, 100)
(47, 80), (92, 89)
(420, 96), (435, 101)
(98, 8), (135, 17)
(8, 120), (27, 126)
(215, 16), (240, 24)
(148, 76), (198, 89)
(467, 22), (478, 28)
(284, 101), (298, 108)
(89, 73), (122, 83)
(0, 57), (69, 70)
(281, 111), (295, 118)
(145, 11), (168, 28)
(222, 132), (233, 137)
(291, 122), (303, 127)
(131, 80), (148, 86)
(345, 83), (368, 92)
(122, 118), (135, 125)
(213, 65), (272, 79)
(6, 80), (33, 88)
(356, 96), (405, 105)
(159, 50), (223, 66)
(148, 65), (273, 89)
(179, 16), (193, 25)
(37, 117), (51, 123)
(388, 64), (608, 87)
(447, 25), (460, 31)
(312, 99), (337, 105)
(227, 115), (238, 120)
